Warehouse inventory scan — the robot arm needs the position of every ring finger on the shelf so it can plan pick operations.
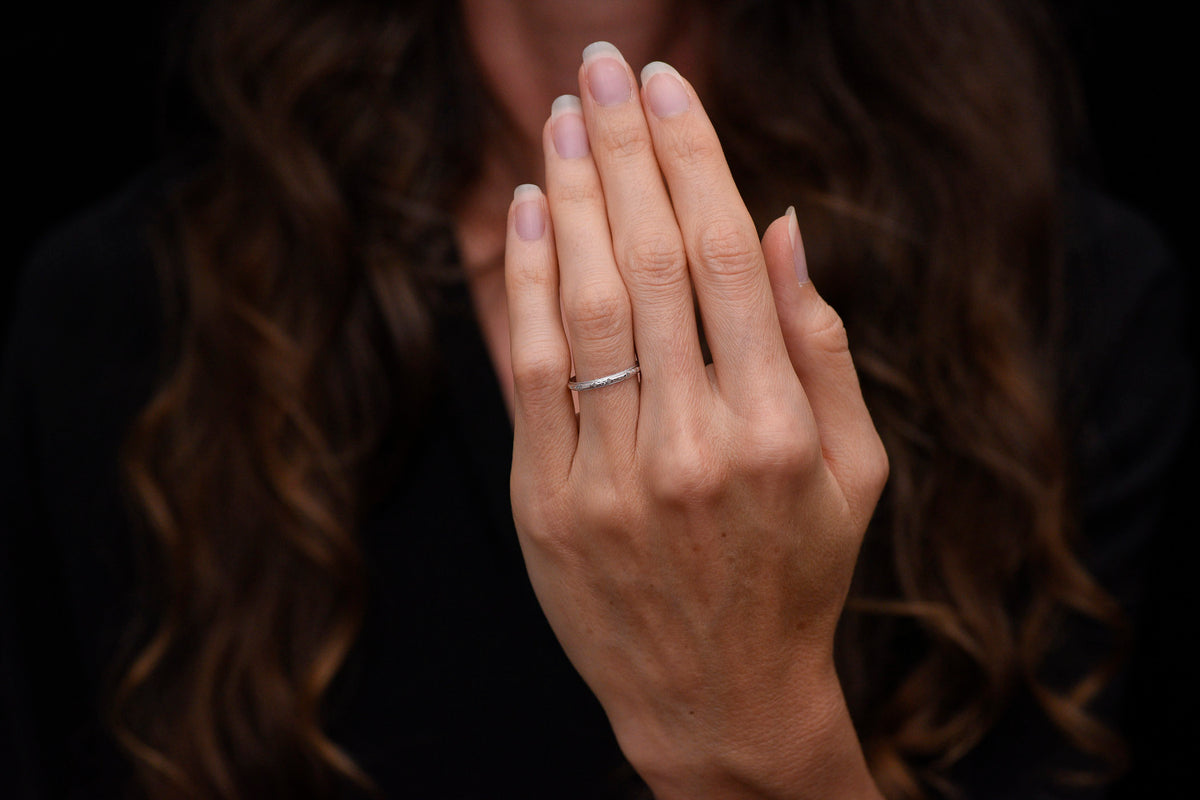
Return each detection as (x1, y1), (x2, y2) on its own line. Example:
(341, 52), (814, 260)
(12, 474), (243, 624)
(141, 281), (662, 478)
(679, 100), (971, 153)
(545, 94), (640, 457)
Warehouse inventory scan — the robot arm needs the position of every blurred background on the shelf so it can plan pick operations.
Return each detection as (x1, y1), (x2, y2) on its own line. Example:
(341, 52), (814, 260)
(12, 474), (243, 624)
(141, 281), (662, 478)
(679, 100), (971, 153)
(2, 1), (1194, 794)
(3, 2), (1194, 329)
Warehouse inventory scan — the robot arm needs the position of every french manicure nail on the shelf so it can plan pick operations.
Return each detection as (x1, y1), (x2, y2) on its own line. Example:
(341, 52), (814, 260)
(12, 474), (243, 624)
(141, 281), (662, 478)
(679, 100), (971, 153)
(583, 41), (631, 107)
(514, 184), (545, 242)
(551, 95), (589, 159)
(641, 61), (689, 118)
(787, 206), (809, 285)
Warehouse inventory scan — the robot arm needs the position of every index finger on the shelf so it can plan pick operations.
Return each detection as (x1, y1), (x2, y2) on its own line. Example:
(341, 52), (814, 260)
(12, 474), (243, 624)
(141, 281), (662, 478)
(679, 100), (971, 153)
(639, 62), (792, 399)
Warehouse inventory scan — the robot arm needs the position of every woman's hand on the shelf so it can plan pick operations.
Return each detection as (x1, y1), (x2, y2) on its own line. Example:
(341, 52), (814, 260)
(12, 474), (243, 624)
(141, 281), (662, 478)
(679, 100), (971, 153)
(504, 42), (888, 800)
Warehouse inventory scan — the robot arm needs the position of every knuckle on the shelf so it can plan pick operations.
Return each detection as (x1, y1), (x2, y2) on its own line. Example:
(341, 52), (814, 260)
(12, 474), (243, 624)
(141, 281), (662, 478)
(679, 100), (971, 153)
(564, 281), (631, 341)
(863, 434), (891, 499)
(598, 119), (653, 161)
(623, 230), (687, 287)
(510, 347), (571, 396)
(552, 178), (603, 209)
(575, 486), (623, 530)
(806, 300), (851, 358)
(511, 477), (552, 532)
(666, 128), (722, 164)
(511, 475), (578, 552)
(695, 216), (760, 278)
(517, 503), (575, 553)
(840, 432), (890, 530)
(507, 253), (556, 293)
(744, 414), (823, 480)
(648, 438), (726, 504)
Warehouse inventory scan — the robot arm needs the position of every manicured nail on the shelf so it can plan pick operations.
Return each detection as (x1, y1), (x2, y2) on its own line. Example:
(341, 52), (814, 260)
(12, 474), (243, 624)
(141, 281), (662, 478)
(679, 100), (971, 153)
(641, 62), (689, 118)
(583, 41), (631, 106)
(551, 95), (589, 159)
(514, 184), (545, 242)
(787, 206), (809, 285)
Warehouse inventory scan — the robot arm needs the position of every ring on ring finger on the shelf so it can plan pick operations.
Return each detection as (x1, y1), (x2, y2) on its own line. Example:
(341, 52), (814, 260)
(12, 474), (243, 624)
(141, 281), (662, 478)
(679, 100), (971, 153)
(568, 360), (641, 392)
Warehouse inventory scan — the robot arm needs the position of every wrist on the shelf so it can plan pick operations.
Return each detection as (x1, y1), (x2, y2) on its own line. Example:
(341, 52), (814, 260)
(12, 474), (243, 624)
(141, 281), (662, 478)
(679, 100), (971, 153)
(624, 664), (883, 800)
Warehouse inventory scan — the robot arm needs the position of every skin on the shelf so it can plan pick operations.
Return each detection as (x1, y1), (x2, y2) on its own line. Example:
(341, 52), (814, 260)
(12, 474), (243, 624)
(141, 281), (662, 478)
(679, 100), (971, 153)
(457, 0), (707, 413)
(460, 2), (890, 797)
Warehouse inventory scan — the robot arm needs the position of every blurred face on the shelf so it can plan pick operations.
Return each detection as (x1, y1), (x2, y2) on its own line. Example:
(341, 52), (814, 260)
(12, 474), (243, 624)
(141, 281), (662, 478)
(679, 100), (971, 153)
(458, 0), (707, 149)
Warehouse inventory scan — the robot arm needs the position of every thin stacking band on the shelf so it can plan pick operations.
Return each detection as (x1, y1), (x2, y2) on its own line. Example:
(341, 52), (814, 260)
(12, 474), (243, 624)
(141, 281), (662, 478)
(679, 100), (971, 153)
(567, 361), (641, 392)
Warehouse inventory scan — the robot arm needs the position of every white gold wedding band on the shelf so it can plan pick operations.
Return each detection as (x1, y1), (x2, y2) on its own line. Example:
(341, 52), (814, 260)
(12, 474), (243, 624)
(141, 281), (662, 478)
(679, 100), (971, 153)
(567, 361), (640, 392)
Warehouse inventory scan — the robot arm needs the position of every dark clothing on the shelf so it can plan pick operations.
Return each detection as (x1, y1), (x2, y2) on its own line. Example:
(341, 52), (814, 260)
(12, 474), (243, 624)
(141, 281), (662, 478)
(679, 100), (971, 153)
(1, 167), (1193, 798)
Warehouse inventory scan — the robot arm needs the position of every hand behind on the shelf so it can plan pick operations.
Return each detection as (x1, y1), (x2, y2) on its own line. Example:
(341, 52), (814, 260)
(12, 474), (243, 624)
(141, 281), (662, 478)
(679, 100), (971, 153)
(504, 42), (888, 800)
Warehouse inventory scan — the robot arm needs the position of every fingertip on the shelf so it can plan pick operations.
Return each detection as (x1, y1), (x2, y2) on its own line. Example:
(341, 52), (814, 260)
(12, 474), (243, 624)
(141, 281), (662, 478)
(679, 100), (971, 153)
(512, 184), (546, 242)
(551, 94), (582, 118)
(640, 61), (690, 119)
(505, 182), (555, 300)
(513, 182), (543, 204)
(582, 40), (623, 65)
(786, 206), (809, 285)
(762, 211), (791, 249)
(762, 212), (801, 298)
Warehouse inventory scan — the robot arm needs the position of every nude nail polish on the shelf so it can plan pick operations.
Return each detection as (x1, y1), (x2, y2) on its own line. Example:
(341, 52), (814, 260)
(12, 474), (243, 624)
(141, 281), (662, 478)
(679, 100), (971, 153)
(551, 95), (589, 159)
(583, 41), (631, 107)
(641, 61), (689, 118)
(514, 184), (545, 242)
(787, 206), (810, 285)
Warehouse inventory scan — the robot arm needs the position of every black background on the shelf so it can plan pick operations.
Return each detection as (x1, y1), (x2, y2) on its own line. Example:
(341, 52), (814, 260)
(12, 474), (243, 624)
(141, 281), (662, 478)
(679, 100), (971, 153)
(2, 3), (1195, 330)
(2, 1), (1195, 795)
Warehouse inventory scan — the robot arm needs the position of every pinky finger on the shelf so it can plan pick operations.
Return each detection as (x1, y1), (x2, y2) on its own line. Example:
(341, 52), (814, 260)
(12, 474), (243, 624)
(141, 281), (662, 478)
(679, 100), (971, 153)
(506, 184), (578, 489)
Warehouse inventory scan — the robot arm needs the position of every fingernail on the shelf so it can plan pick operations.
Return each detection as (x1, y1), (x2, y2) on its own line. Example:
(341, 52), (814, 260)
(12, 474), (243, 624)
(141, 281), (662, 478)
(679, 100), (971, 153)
(583, 41), (631, 107)
(641, 62), (689, 118)
(551, 95), (589, 159)
(787, 206), (809, 285)
(514, 184), (545, 241)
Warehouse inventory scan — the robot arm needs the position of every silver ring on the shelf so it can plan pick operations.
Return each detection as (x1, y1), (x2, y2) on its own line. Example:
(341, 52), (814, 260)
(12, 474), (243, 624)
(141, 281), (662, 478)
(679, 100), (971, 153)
(568, 361), (640, 392)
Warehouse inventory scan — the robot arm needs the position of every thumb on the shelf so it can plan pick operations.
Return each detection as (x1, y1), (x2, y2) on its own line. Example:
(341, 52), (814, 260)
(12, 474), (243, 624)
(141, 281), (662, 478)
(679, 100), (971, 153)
(762, 208), (888, 516)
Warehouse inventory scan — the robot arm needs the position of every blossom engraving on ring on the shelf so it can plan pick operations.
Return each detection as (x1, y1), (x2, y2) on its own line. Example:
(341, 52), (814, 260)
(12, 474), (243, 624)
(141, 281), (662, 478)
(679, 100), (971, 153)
(567, 361), (641, 392)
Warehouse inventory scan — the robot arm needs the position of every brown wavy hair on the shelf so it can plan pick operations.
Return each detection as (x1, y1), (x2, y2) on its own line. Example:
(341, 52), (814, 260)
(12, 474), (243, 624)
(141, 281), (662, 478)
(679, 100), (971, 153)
(113, 0), (1123, 797)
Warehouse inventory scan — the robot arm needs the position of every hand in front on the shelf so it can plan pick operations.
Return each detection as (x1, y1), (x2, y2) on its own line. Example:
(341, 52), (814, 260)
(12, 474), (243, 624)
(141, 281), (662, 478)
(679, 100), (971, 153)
(504, 42), (888, 800)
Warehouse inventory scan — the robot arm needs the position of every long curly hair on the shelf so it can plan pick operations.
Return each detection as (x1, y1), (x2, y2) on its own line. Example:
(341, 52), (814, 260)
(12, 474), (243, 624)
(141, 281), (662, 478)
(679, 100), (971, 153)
(113, 0), (1123, 797)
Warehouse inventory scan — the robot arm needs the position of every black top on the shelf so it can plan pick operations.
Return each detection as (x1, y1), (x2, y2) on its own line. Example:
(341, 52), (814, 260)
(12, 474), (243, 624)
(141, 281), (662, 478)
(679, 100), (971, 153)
(1, 166), (1193, 799)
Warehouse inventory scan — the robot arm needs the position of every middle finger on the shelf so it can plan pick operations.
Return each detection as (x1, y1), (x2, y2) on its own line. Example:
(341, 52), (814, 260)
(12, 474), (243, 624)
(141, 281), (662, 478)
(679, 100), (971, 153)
(579, 42), (707, 410)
